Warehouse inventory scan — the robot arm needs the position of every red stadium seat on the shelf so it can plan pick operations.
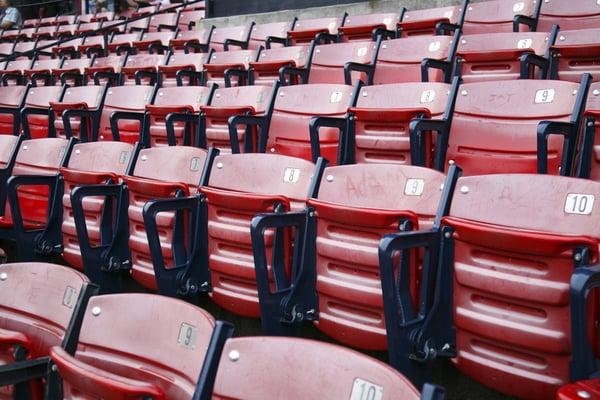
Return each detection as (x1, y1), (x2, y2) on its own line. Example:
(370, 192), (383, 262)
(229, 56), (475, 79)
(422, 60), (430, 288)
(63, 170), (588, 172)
(11, 42), (36, 61)
(248, 45), (312, 86)
(0, 85), (28, 135)
(38, 16), (57, 26)
(52, 57), (93, 86)
(1, 59), (33, 85)
(22, 58), (64, 86)
(84, 55), (126, 86)
(55, 23), (79, 38)
(204, 49), (259, 87)
(120, 53), (167, 85)
(0, 262), (94, 399)
(413, 78), (590, 176)
(50, 293), (215, 399)
(373, 35), (456, 84)
(125, 16), (151, 33)
(338, 12), (399, 42)
(50, 85), (107, 140)
(178, 9), (205, 31)
(92, 11), (115, 22)
(209, 23), (254, 51)
(55, 15), (77, 26)
(462, 0), (541, 34)
(538, 0), (600, 31)
(107, 32), (143, 54)
(248, 20), (294, 49)
(159, 52), (209, 86)
(253, 163), (453, 349)
(77, 13), (95, 23)
(577, 82), (600, 180)
(456, 31), (554, 83)
(399, 5), (461, 37)
(75, 22), (102, 35)
(77, 35), (106, 57)
(0, 42), (14, 57)
(549, 28), (600, 83)
(288, 15), (345, 45)
(557, 380), (600, 400)
(169, 27), (213, 53)
(20, 86), (65, 139)
(31, 25), (58, 40)
(147, 12), (179, 32)
(131, 31), (175, 53)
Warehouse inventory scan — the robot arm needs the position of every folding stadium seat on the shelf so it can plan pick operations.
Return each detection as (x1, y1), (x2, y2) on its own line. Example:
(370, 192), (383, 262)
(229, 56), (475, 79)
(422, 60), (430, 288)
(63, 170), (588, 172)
(248, 45), (312, 86)
(133, 5), (158, 17)
(31, 24), (58, 40)
(461, 0), (541, 34)
(557, 380), (600, 400)
(178, 9), (205, 31)
(143, 152), (320, 308)
(158, 52), (209, 86)
(399, 5), (462, 37)
(0, 28), (19, 40)
(169, 27), (214, 53)
(101, 19), (127, 34)
(231, 83), (356, 163)
(145, 85), (214, 146)
(0, 138), (73, 254)
(50, 85), (107, 140)
(377, 173), (600, 399)
(4, 27), (37, 41)
(147, 12), (179, 32)
(208, 23), (255, 51)
(548, 28), (600, 83)
(131, 31), (176, 54)
(286, 40), (380, 85)
(55, 15), (78, 26)
(0, 262), (95, 399)
(22, 58), (64, 86)
(252, 163), (458, 350)
(412, 77), (591, 176)
(78, 13), (95, 23)
(0, 42), (14, 57)
(287, 15), (345, 45)
(77, 35), (107, 58)
(120, 53), (167, 85)
(21, 17), (39, 28)
(75, 21), (103, 35)
(337, 12), (399, 42)
(38, 16), (57, 27)
(107, 32), (143, 54)
(96, 85), (156, 143)
(204, 49), (259, 87)
(577, 82), (600, 180)
(10, 42), (36, 60)
(32, 40), (58, 60)
(538, 0), (600, 31)
(55, 23), (79, 39)
(456, 31), (555, 83)
(84, 54), (126, 85)
(92, 11), (115, 22)
(0, 59), (33, 85)
(0, 85), (28, 135)
(373, 35), (456, 84)
(125, 16), (151, 34)
(52, 57), (93, 86)
(20, 86), (65, 139)
(248, 20), (295, 49)
(334, 81), (457, 166)
(47, 293), (215, 398)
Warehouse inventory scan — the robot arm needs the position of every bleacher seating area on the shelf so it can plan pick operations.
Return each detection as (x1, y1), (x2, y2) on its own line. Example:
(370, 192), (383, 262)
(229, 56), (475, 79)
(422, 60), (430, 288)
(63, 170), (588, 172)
(1, 0), (600, 398)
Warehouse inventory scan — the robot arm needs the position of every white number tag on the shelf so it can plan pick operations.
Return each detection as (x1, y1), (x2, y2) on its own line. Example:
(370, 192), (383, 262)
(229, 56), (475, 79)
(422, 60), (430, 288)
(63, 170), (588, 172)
(383, 17), (392, 25)
(517, 38), (532, 49)
(534, 89), (555, 104)
(330, 91), (343, 103)
(404, 179), (425, 196)
(444, 10), (454, 19)
(283, 168), (300, 183)
(190, 157), (201, 171)
(119, 151), (129, 164)
(328, 21), (336, 31)
(350, 378), (384, 400)
(420, 90), (436, 103)
(513, 2), (525, 12)
(178, 323), (198, 349)
(565, 194), (595, 215)
(428, 41), (441, 52)
(357, 47), (368, 57)
(62, 286), (76, 308)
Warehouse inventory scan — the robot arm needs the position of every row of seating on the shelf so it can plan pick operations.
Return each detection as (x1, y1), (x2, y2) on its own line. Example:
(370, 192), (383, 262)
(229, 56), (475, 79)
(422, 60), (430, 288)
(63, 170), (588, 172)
(0, 261), (441, 399)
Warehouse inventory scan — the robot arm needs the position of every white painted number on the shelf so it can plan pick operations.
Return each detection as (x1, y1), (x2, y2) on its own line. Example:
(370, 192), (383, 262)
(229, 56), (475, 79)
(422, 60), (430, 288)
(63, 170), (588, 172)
(283, 168), (300, 183)
(330, 91), (343, 103)
(444, 10), (454, 19)
(420, 90), (436, 103)
(404, 179), (425, 196)
(350, 378), (384, 400)
(513, 2), (525, 12)
(534, 89), (555, 104)
(428, 41), (441, 52)
(357, 47), (368, 57)
(517, 38), (533, 49)
(565, 194), (595, 215)
(62, 286), (76, 308)
(178, 323), (198, 349)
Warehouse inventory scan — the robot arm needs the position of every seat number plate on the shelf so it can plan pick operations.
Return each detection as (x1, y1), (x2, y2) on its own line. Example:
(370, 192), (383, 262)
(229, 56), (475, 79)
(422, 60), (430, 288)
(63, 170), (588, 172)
(565, 194), (595, 215)
(350, 378), (384, 400)
(517, 38), (532, 49)
(283, 168), (300, 183)
(534, 89), (555, 104)
(178, 323), (198, 349)
(404, 179), (425, 196)
(62, 286), (77, 308)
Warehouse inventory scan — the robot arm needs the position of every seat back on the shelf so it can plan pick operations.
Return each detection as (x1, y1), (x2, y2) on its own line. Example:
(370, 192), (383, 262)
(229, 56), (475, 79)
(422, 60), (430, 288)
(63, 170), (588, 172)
(202, 153), (316, 316)
(373, 36), (452, 84)
(204, 49), (257, 87)
(550, 28), (600, 83)
(56, 293), (215, 399)
(133, 31), (175, 52)
(211, 336), (420, 399)
(99, 85), (154, 143)
(125, 16), (150, 33)
(8, 138), (69, 227)
(51, 85), (105, 139)
(33, 25), (57, 39)
(54, 58), (92, 85)
(146, 86), (212, 146)
(125, 146), (208, 290)
(60, 141), (133, 269)
(178, 10), (205, 31)
(200, 85), (272, 152)
(538, 0), (600, 31)
(447, 79), (580, 175)
(209, 24), (252, 51)
(249, 21), (292, 49)
(462, 0), (538, 34)
(93, 11), (115, 22)
(0, 86), (27, 135)
(108, 32), (142, 53)
(121, 54), (167, 85)
(444, 173), (600, 399)
(399, 5), (460, 37)
(249, 45), (311, 86)
(24, 58), (63, 80)
(309, 41), (377, 84)
(289, 16), (341, 45)
(307, 164), (445, 349)
(75, 22), (102, 34)
(148, 12), (178, 32)
(0, 262), (88, 359)
(159, 52), (209, 86)
(85, 55), (126, 85)
(170, 28), (212, 52)
(11, 43), (36, 60)
(267, 83), (354, 163)
(338, 12), (399, 42)
(23, 86), (64, 139)
(350, 82), (451, 165)
(457, 32), (550, 82)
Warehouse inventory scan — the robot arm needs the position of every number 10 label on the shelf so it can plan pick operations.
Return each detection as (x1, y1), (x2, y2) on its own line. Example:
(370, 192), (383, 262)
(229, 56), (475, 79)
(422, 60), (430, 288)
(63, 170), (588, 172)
(564, 193), (595, 215)
(350, 378), (384, 400)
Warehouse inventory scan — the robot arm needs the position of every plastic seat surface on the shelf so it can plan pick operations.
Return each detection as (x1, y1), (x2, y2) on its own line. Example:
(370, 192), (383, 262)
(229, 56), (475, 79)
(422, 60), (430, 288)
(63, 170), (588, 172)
(308, 41), (377, 84)
(400, 5), (459, 37)
(462, 0), (538, 34)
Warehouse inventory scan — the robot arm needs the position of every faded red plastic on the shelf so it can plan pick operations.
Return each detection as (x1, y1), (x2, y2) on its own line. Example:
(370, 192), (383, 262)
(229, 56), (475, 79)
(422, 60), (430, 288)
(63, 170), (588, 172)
(204, 49), (257, 87)
(338, 13), (399, 42)
(249, 45), (310, 86)
(551, 28), (600, 83)
(98, 85), (154, 143)
(0, 86), (27, 135)
(538, 0), (600, 31)
(50, 85), (104, 139)
(462, 0), (537, 34)
(22, 86), (63, 139)
(309, 41), (377, 84)
(159, 53), (209, 87)
(400, 5), (459, 37)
